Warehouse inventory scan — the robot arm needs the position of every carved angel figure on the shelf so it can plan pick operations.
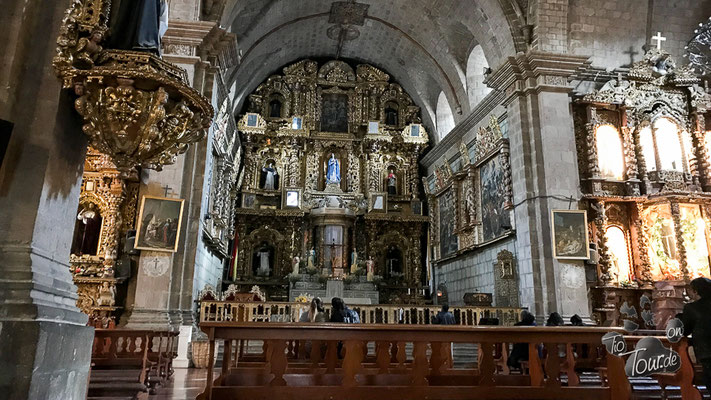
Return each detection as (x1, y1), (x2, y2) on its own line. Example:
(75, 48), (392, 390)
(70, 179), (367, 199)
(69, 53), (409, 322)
(97, 281), (115, 306)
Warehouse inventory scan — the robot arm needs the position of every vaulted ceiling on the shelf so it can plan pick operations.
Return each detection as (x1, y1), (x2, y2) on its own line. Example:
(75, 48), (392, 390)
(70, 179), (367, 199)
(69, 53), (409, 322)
(221, 0), (524, 137)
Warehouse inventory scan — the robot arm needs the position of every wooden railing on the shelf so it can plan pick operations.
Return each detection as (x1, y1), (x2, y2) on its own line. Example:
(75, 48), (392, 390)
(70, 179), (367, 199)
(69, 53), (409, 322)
(199, 300), (523, 326)
(197, 323), (704, 400)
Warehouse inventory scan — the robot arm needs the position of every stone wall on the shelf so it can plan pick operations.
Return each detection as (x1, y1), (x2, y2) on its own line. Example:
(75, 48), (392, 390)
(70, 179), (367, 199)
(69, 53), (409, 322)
(533, 0), (711, 69)
(435, 238), (516, 306)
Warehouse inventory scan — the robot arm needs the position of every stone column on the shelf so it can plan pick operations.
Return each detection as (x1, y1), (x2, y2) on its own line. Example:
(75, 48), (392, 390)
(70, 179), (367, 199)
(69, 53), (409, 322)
(123, 160), (188, 331)
(487, 51), (592, 321)
(0, 2), (93, 399)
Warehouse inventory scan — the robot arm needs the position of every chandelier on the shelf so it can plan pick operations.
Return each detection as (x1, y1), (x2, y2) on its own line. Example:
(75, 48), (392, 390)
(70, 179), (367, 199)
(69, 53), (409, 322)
(685, 16), (711, 76)
(52, 0), (213, 174)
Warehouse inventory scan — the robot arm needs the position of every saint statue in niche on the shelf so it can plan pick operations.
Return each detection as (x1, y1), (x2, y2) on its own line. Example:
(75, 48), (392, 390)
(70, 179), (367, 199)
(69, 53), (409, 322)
(72, 203), (103, 256)
(386, 245), (402, 277)
(350, 250), (358, 274)
(253, 242), (273, 277)
(107, 0), (169, 55)
(308, 249), (316, 269)
(387, 169), (397, 195)
(292, 255), (300, 275)
(366, 256), (375, 281)
(326, 154), (341, 184)
(261, 162), (279, 190)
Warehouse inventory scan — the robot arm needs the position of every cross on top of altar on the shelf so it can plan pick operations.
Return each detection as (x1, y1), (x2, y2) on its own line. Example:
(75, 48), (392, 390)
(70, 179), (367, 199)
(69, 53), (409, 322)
(651, 32), (666, 50)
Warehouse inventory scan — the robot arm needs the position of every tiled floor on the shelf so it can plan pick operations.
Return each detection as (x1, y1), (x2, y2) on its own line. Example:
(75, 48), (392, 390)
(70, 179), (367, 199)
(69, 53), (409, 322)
(150, 368), (210, 400)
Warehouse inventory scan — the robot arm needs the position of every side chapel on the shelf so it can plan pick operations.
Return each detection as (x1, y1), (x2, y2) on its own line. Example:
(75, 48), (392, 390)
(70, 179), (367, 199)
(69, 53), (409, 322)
(574, 49), (711, 327)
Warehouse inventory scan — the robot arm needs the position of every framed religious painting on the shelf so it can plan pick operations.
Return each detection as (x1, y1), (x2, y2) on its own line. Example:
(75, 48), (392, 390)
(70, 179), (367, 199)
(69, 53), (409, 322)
(438, 188), (459, 257)
(368, 121), (380, 134)
(246, 113), (259, 127)
(369, 192), (387, 213)
(282, 188), (302, 209)
(134, 196), (185, 253)
(411, 199), (423, 216)
(473, 116), (512, 242)
(291, 116), (303, 130)
(241, 193), (256, 209)
(551, 210), (590, 260)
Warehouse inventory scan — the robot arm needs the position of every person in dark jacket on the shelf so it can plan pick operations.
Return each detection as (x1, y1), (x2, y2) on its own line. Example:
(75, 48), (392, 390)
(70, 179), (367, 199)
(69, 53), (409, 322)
(508, 311), (537, 370)
(681, 277), (711, 395)
(546, 312), (564, 327)
(330, 297), (360, 323)
(570, 314), (584, 326)
(432, 304), (456, 325)
(330, 297), (348, 323)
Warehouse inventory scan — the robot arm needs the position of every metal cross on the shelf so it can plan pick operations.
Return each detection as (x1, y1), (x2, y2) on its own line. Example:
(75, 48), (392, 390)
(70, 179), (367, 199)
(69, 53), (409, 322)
(651, 32), (666, 50)
(162, 185), (172, 197)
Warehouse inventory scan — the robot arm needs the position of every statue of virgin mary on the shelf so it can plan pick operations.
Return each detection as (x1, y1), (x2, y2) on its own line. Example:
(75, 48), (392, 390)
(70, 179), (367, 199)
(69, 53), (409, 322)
(326, 153), (341, 184)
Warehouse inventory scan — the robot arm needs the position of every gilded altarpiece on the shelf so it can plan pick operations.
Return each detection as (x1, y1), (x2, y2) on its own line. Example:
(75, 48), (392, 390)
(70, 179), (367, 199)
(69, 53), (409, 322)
(575, 49), (711, 326)
(70, 148), (139, 326)
(232, 60), (429, 302)
(430, 116), (513, 262)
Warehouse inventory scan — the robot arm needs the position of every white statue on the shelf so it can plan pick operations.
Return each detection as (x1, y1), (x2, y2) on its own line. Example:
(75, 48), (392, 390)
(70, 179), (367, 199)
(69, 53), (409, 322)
(326, 153), (341, 184)
(350, 250), (358, 274)
(262, 162), (278, 190)
(97, 281), (115, 306)
(366, 256), (375, 282)
(292, 255), (300, 275)
(257, 249), (270, 276)
(307, 249), (315, 269)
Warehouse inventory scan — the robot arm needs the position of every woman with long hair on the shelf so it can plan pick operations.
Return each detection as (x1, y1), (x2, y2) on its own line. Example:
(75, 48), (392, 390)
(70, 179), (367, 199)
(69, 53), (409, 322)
(299, 297), (326, 323)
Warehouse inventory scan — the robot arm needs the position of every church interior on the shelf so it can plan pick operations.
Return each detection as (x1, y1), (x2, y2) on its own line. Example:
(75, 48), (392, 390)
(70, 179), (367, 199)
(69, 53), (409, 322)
(2, 0), (711, 399)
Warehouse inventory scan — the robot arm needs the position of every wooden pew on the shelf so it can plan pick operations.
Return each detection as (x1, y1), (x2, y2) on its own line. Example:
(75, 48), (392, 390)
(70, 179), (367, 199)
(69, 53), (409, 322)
(198, 323), (640, 400)
(88, 329), (178, 399)
(89, 329), (152, 400)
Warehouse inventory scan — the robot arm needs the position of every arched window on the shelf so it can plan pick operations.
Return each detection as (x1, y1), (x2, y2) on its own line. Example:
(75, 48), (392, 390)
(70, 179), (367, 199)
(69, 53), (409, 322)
(436, 92), (455, 140)
(595, 124), (625, 180)
(604, 225), (632, 284)
(654, 118), (684, 171)
(639, 125), (656, 171)
(638, 118), (688, 173)
(466, 45), (492, 108)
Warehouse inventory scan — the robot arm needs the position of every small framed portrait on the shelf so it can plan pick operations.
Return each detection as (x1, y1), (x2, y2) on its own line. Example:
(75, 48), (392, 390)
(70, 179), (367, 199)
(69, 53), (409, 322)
(242, 193), (256, 209)
(282, 188), (302, 209)
(369, 192), (387, 213)
(368, 121), (379, 134)
(291, 116), (303, 130)
(551, 210), (590, 260)
(134, 196), (185, 253)
(246, 113), (259, 127)
(411, 200), (423, 215)
(409, 124), (421, 137)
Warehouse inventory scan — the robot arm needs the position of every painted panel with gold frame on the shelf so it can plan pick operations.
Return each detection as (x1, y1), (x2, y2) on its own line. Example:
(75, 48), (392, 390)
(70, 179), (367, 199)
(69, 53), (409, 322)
(282, 188), (302, 209)
(551, 209), (590, 260)
(369, 192), (387, 213)
(134, 196), (185, 253)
